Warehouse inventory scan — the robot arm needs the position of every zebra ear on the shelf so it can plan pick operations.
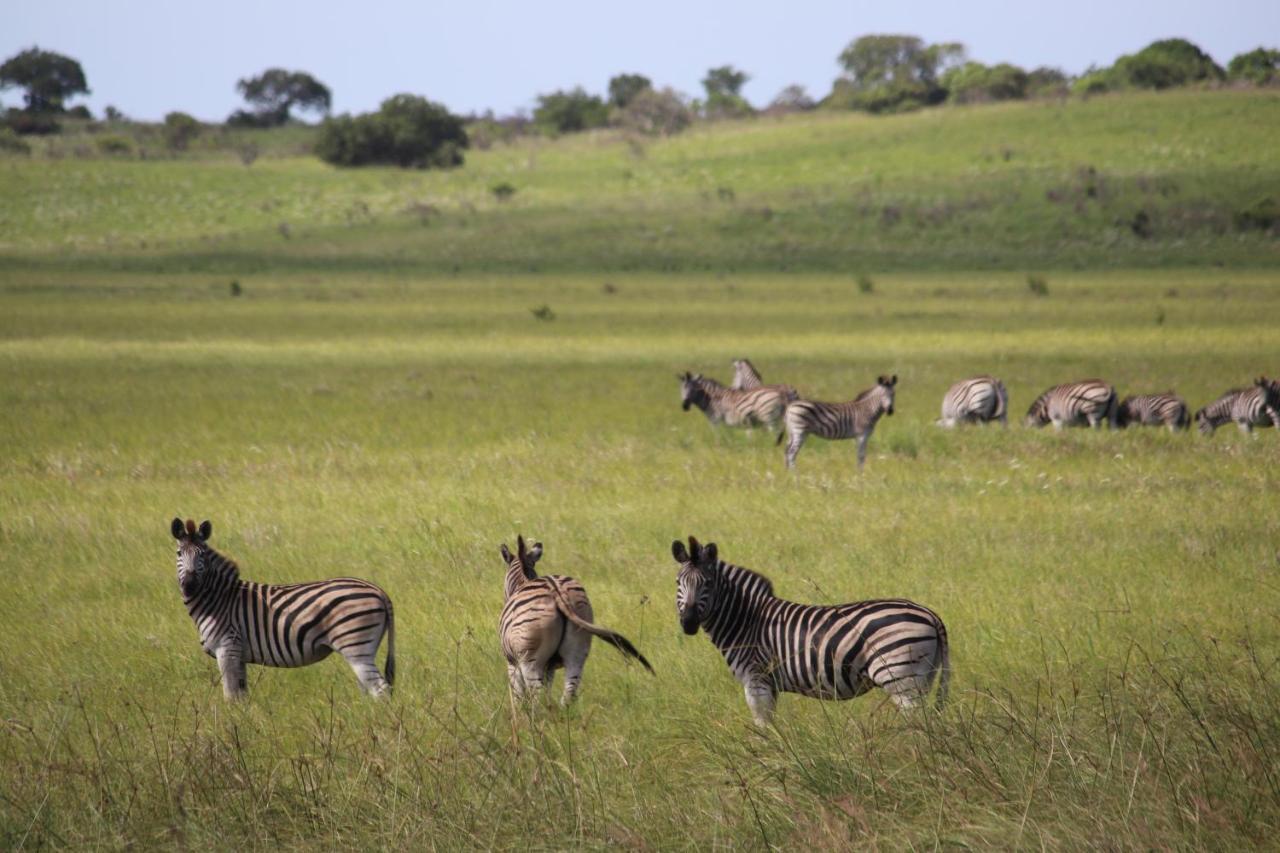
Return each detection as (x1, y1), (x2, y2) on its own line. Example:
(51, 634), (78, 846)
(703, 543), (718, 565)
(890, 374), (898, 386)
(198, 520), (212, 541)
(171, 517), (184, 539)
(527, 541), (543, 564)
(672, 540), (689, 564)
(500, 543), (513, 563)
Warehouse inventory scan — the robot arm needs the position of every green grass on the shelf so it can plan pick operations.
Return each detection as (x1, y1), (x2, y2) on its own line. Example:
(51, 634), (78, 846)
(2, 89), (1279, 848)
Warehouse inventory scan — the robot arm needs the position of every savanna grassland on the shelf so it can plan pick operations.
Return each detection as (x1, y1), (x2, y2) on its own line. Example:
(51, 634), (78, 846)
(1, 90), (1279, 849)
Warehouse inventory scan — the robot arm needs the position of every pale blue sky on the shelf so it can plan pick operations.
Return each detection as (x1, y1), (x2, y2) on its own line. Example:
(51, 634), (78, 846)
(6, 0), (1278, 121)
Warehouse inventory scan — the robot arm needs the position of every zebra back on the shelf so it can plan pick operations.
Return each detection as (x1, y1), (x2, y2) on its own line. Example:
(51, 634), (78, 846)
(679, 371), (793, 428)
(940, 375), (1007, 425)
(1024, 380), (1117, 428)
(1117, 393), (1189, 429)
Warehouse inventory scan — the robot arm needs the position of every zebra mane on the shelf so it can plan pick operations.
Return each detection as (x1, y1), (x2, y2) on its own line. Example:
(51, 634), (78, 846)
(716, 560), (775, 599)
(693, 374), (726, 391)
(853, 384), (884, 403)
(203, 545), (241, 582)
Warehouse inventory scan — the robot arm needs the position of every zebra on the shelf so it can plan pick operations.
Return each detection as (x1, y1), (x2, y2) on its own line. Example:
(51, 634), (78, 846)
(777, 374), (897, 469)
(679, 371), (799, 432)
(499, 535), (653, 705)
(937, 375), (1008, 427)
(1116, 393), (1190, 431)
(672, 536), (949, 727)
(1023, 379), (1118, 429)
(731, 358), (764, 390)
(1195, 378), (1280, 434)
(171, 518), (394, 701)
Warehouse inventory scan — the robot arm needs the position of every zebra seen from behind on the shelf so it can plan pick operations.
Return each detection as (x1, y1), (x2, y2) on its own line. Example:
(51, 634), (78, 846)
(171, 518), (395, 701)
(672, 536), (949, 727)
(1023, 379), (1118, 429)
(499, 535), (653, 705)
(1116, 393), (1190, 431)
(778, 374), (896, 469)
(937, 375), (1008, 427)
(1195, 378), (1280, 434)
(679, 371), (798, 432)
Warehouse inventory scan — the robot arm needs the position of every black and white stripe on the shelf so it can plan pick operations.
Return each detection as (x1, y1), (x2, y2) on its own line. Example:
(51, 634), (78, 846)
(778, 374), (896, 469)
(731, 358), (764, 390)
(680, 371), (798, 431)
(1195, 378), (1280, 434)
(1116, 393), (1190, 431)
(672, 537), (949, 726)
(499, 536), (652, 705)
(171, 518), (394, 700)
(1023, 379), (1118, 429)
(938, 375), (1008, 427)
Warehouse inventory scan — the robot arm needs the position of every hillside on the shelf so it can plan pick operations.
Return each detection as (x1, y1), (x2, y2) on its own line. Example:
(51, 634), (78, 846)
(1, 88), (1277, 275)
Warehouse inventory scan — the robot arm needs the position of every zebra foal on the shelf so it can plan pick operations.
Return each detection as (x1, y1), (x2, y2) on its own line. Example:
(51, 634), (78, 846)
(1116, 393), (1190, 431)
(679, 371), (797, 432)
(938, 375), (1008, 427)
(672, 537), (949, 726)
(1024, 379), (1118, 429)
(778, 374), (896, 469)
(171, 518), (394, 700)
(499, 535), (652, 705)
(1195, 378), (1280, 434)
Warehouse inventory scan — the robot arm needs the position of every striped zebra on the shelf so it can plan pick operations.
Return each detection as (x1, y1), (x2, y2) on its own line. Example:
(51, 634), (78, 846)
(499, 535), (652, 705)
(1023, 379), (1118, 429)
(171, 518), (394, 700)
(672, 536), (949, 726)
(679, 371), (798, 432)
(1116, 393), (1190, 431)
(1195, 378), (1280, 434)
(731, 358), (764, 390)
(777, 374), (897, 469)
(937, 375), (1008, 427)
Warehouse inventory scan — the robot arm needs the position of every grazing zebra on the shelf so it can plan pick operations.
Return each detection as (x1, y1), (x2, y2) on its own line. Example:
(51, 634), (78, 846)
(1195, 378), (1280, 434)
(731, 358), (764, 390)
(1116, 393), (1190, 431)
(1023, 379), (1118, 429)
(679, 371), (798, 431)
(672, 536), (949, 726)
(937, 375), (1008, 427)
(499, 535), (652, 705)
(777, 374), (897, 469)
(171, 518), (394, 700)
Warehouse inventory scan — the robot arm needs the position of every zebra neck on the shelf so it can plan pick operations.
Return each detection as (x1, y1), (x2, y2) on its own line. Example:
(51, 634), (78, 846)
(504, 564), (531, 599)
(703, 563), (776, 648)
(183, 549), (242, 608)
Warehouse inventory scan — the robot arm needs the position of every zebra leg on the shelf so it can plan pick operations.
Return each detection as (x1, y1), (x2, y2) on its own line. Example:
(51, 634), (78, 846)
(517, 661), (547, 701)
(507, 664), (525, 700)
(559, 630), (591, 707)
(216, 644), (247, 701)
(784, 431), (805, 469)
(1267, 406), (1280, 429)
(1237, 419), (1254, 435)
(338, 648), (391, 698)
(856, 434), (869, 469)
(744, 681), (776, 728)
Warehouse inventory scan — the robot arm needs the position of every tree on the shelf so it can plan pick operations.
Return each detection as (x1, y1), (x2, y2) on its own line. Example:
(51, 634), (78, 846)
(315, 94), (468, 169)
(1227, 47), (1280, 85)
(608, 73), (652, 108)
(766, 85), (816, 113)
(942, 62), (1029, 103)
(231, 68), (331, 126)
(615, 87), (693, 136)
(702, 65), (753, 118)
(533, 88), (609, 135)
(163, 112), (201, 151)
(0, 47), (89, 113)
(830, 35), (964, 112)
(1026, 67), (1070, 98)
(1080, 38), (1224, 94)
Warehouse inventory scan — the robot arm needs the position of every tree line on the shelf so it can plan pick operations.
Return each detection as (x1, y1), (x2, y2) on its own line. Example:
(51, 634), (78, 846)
(2, 35), (1276, 168)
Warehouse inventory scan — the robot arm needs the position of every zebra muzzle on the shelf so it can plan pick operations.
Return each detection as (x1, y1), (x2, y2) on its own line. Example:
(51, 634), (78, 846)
(680, 612), (699, 635)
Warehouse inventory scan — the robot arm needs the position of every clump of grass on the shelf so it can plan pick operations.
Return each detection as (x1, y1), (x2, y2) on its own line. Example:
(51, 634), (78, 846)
(530, 304), (555, 321)
(229, 280), (242, 297)
(857, 274), (874, 294)
(491, 182), (517, 202)
(1027, 274), (1049, 296)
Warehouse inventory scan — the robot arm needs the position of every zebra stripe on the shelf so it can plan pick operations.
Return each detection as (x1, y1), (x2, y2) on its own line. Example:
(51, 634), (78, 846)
(171, 518), (394, 700)
(679, 371), (798, 431)
(1196, 378), (1280, 434)
(938, 375), (1008, 427)
(731, 358), (764, 390)
(1024, 379), (1118, 429)
(778, 374), (897, 469)
(672, 536), (948, 726)
(499, 535), (652, 705)
(1117, 393), (1190, 430)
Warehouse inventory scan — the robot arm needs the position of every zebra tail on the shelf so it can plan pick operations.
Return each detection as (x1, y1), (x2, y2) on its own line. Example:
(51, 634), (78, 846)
(552, 587), (655, 674)
(934, 624), (950, 709)
(384, 598), (396, 687)
(775, 429), (786, 446)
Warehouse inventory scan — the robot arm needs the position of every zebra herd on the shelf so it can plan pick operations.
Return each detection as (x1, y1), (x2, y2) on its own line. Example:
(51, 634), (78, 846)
(171, 518), (946, 723)
(681, 359), (1280, 467)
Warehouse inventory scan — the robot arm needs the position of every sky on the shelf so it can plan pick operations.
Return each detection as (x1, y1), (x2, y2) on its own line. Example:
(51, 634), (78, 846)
(5, 0), (1279, 122)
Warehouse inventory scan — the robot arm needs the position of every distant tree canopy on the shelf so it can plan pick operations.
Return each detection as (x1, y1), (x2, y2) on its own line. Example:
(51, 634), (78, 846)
(767, 85), (816, 113)
(315, 94), (468, 169)
(1025, 67), (1071, 98)
(702, 65), (753, 118)
(608, 74), (652, 109)
(1227, 47), (1280, 85)
(230, 68), (331, 127)
(0, 47), (89, 113)
(533, 88), (609, 135)
(829, 35), (964, 112)
(615, 87), (692, 136)
(942, 62), (1029, 104)
(1076, 39), (1224, 94)
(163, 111), (201, 151)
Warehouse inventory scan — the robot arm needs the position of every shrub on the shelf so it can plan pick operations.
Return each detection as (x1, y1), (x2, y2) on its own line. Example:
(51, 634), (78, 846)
(0, 127), (31, 154)
(943, 62), (1029, 103)
(1026, 67), (1070, 98)
(615, 87), (692, 136)
(1027, 274), (1049, 296)
(608, 74), (652, 109)
(1080, 39), (1225, 94)
(765, 85), (815, 114)
(163, 111), (200, 151)
(95, 134), (132, 156)
(316, 94), (468, 169)
(857, 274), (874, 294)
(533, 88), (608, 135)
(66, 105), (92, 120)
(1233, 197), (1279, 232)
(491, 182), (516, 202)
(4, 108), (60, 135)
(1227, 48), (1280, 86)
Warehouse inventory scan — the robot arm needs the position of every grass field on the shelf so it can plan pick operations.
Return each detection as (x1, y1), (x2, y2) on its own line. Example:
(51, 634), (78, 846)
(1, 90), (1279, 849)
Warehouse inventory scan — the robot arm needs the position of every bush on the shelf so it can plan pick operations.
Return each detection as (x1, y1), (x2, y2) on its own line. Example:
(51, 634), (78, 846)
(4, 108), (60, 135)
(66, 105), (92, 120)
(316, 94), (468, 169)
(491, 182), (516, 202)
(1233, 197), (1279, 232)
(1026, 67), (1070, 98)
(1080, 39), (1224, 94)
(1027, 274), (1049, 296)
(1227, 48), (1280, 86)
(943, 62), (1029, 103)
(163, 111), (200, 151)
(615, 87), (692, 136)
(0, 127), (31, 155)
(95, 134), (132, 156)
(533, 88), (609, 135)
(765, 85), (815, 114)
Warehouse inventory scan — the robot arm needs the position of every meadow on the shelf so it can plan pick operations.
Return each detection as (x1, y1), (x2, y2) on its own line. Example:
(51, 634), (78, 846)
(1, 90), (1279, 849)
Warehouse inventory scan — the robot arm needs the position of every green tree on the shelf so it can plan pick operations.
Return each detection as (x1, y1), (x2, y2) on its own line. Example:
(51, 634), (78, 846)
(0, 47), (89, 113)
(830, 35), (964, 112)
(1081, 38), (1224, 94)
(533, 88), (609, 135)
(702, 65), (753, 118)
(942, 62), (1029, 103)
(1227, 47), (1280, 85)
(231, 68), (331, 126)
(608, 73), (652, 108)
(615, 87), (693, 136)
(316, 94), (467, 169)
(1026, 67), (1070, 97)
(162, 111), (201, 151)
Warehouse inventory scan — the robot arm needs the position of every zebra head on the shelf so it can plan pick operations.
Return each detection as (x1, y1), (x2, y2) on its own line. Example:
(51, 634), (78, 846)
(1024, 393), (1051, 427)
(1115, 396), (1136, 428)
(1194, 406), (1213, 435)
(499, 534), (543, 599)
(171, 517), (213, 595)
(1257, 376), (1280, 406)
(672, 536), (718, 635)
(876, 374), (897, 416)
(678, 372), (706, 412)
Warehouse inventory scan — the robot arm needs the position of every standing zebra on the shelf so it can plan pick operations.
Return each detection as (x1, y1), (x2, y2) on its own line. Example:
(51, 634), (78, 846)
(1195, 378), (1280, 434)
(171, 518), (394, 700)
(672, 537), (949, 726)
(937, 375), (1008, 427)
(731, 358), (764, 390)
(679, 371), (798, 432)
(499, 535), (652, 705)
(1023, 379), (1118, 429)
(778, 374), (897, 469)
(1116, 393), (1190, 431)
